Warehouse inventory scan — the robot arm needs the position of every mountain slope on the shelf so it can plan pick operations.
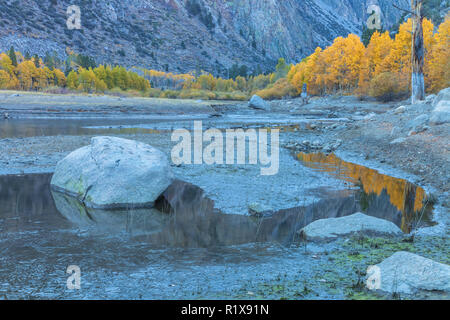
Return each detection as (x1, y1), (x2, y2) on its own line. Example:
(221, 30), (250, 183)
(0, 0), (410, 74)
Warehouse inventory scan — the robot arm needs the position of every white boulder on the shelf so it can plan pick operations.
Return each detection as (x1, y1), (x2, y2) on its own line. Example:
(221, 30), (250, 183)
(394, 106), (407, 114)
(430, 88), (450, 125)
(248, 95), (271, 111)
(51, 136), (174, 209)
(373, 251), (450, 294)
(298, 212), (403, 241)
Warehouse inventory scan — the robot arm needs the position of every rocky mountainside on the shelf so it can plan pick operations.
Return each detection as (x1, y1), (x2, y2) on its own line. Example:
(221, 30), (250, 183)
(0, 0), (412, 74)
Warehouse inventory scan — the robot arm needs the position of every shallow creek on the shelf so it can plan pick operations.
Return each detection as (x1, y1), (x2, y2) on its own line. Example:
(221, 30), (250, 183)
(0, 116), (434, 299)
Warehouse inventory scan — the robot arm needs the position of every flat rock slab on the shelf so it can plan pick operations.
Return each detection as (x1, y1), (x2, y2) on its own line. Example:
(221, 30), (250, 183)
(374, 251), (450, 294)
(51, 136), (174, 209)
(298, 212), (403, 241)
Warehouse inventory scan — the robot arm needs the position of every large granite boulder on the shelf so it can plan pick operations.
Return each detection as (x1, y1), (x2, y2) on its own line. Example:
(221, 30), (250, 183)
(51, 136), (174, 209)
(430, 87), (450, 125)
(248, 95), (271, 111)
(373, 251), (450, 294)
(298, 212), (403, 241)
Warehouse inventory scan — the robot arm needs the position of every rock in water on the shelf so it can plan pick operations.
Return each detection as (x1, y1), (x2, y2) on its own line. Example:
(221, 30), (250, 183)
(374, 251), (450, 294)
(430, 87), (450, 125)
(248, 202), (273, 217)
(248, 95), (271, 111)
(51, 136), (174, 209)
(298, 212), (403, 241)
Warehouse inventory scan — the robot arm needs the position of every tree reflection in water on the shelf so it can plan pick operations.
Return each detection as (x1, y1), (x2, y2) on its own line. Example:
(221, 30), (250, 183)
(297, 152), (435, 233)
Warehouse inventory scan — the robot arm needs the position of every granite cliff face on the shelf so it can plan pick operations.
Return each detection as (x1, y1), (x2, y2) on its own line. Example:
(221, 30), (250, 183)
(0, 0), (410, 74)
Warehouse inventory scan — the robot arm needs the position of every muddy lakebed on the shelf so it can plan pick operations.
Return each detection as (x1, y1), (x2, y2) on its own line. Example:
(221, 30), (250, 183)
(0, 100), (447, 300)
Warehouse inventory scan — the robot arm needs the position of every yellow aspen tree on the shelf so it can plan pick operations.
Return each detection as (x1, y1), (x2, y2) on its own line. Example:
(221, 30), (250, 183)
(289, 47), (323, 95)
(380, 19), (413, 93)
(53, 69), (66, 87)
(0, 70), (10, 89)
(421, 18), (436, 91)
(78, 68), (97, 92)
(0, 53), (15, 74)
(37, 67), (54, 89)
(358, 31), (394, 95)
(66, 70), (79, 90)
(236, 76), (247, 92)
(16, 60), (38, 90)
(426, 16), (450, 92)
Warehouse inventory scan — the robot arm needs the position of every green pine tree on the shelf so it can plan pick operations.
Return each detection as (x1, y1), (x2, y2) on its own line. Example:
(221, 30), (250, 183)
(33, 54), (40, 68)
(8, 46), (17, 67)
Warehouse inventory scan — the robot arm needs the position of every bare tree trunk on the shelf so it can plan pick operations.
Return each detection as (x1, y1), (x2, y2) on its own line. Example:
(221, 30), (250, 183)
(411, 0), (425, 104)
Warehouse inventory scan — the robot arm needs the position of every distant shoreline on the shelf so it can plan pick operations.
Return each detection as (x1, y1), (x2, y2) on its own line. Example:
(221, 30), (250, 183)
(0, 90), (241, 119)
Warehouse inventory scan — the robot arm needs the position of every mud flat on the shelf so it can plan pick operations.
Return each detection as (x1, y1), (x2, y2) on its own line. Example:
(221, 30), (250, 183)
(0, 90), (230, 118)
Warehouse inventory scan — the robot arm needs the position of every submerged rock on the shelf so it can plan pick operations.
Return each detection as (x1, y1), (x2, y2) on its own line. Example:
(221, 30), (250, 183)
(374, 251), (450, 294)
(248, 202), (273, 217)
(51, 136), (174, 209)
(430, 87), (450, 125)
(298, 212), (402, 241)
(248, 95), (271, 111)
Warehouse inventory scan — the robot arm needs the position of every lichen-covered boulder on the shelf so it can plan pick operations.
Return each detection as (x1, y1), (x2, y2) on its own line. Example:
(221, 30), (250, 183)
(51, 136), (174, 209)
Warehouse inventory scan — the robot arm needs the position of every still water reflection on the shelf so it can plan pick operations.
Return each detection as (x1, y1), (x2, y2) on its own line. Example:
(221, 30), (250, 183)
(0, 119), (179, 138)
(297, 153), (434, 233)
(0, 172), (414, 248)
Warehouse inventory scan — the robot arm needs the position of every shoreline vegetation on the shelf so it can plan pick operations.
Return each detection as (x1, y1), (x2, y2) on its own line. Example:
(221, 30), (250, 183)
(0, 17), (448, 102)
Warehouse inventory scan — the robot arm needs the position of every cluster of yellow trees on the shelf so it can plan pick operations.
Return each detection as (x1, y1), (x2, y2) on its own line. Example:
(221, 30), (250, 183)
(66, 65), (150, 93)
(142, 69), (195, 90)
(183, 73), (275, 93)
(0, 52), (66, 90)
(139, 68), (277, 100)
(0, 51), (151, 93)
(288, 17), (449, 100)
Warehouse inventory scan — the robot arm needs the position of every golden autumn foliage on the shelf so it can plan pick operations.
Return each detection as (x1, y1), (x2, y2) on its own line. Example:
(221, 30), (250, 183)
(255, 78), (297, 100)
(288, 34), (365, 96)
(0, 53), (19, 89)
(358, 31), (394, 95)
(369, 72), (402, 102)
(426, 16), (450, 92)
(140, 68), (275, 100)
(0, 50), (149, 93)
(288, 16), (450, 100)
(16, 60), (38, 90)
(53, 69), (66, 87)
